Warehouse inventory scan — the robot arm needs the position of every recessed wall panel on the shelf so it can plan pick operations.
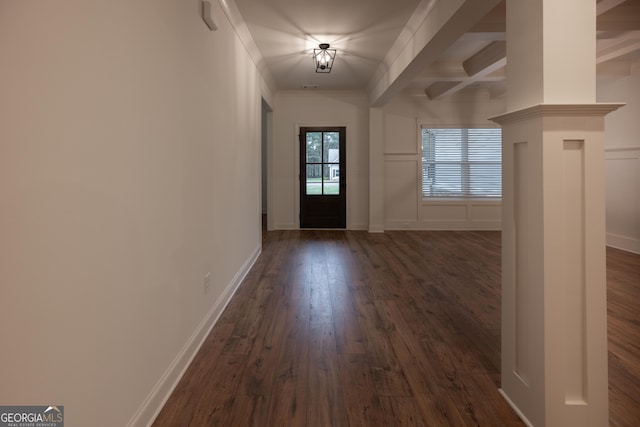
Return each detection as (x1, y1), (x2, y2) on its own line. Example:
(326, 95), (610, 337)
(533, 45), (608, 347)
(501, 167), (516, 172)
(384, 114), (417, 154)
(563, 140), (587, 403)
(423, 204), (468, 221)
(384, 160), (418, 221)
(605, 152), (640, 245)
(469, 204), (502, 221)
(514, 141), (531, 386)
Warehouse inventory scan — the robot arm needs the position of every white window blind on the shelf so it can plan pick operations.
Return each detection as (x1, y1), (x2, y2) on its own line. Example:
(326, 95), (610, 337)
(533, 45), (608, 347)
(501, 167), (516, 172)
(422, 127), (502, 198)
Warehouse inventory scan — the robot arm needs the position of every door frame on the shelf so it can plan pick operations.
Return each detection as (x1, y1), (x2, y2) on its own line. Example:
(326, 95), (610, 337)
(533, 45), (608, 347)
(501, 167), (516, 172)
(294, 123), (349, 229)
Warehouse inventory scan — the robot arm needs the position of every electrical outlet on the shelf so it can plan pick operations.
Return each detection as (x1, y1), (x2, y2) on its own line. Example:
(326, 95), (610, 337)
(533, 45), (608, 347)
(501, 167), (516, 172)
(204, 272), (211, 295)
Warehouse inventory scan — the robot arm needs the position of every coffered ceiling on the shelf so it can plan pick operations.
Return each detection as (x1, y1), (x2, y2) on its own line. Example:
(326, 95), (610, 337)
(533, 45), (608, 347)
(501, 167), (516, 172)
(227, 0), (640, 102)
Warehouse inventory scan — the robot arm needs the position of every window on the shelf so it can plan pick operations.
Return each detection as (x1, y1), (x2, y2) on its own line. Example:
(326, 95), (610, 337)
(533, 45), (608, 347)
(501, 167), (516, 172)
(421, 127), (502, 198)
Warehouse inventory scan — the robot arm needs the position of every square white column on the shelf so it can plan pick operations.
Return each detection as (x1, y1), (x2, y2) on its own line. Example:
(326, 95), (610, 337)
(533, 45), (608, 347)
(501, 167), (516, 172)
(496, 1), (624, 424)
(493, 104), (623, 426)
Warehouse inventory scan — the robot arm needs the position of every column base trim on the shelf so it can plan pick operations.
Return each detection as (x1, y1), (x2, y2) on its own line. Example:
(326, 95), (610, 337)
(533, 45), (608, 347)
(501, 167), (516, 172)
(499, 389), (535, 427)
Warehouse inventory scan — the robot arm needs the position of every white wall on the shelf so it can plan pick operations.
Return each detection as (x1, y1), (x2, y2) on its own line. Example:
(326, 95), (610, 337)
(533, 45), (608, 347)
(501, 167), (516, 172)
(272, 91), (370, 230)
(598, 73), (640, 253)
(0, 1), (265, 426)
(380, 92), (506, 230)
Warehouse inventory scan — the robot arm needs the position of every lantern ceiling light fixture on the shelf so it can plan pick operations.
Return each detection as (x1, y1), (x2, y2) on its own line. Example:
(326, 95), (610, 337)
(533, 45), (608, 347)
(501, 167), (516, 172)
(313, 43), (336, 73)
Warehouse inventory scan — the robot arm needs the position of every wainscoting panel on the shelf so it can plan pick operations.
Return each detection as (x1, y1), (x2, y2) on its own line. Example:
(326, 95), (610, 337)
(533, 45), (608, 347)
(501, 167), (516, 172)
(605, 147), (640, 253)
(383, 159), (419, 228)
(419, 200), (502, 230)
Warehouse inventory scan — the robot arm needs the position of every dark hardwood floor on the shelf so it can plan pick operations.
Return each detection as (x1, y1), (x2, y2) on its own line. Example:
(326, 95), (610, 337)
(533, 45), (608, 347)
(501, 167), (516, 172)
(153, 229), (640, 426)
(607, 246), (640, 427)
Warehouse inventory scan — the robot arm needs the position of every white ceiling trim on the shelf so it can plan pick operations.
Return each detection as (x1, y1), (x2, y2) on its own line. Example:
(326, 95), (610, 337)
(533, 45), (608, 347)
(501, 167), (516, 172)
(217, 0), (277, 94)
(374, 0), (439, 78)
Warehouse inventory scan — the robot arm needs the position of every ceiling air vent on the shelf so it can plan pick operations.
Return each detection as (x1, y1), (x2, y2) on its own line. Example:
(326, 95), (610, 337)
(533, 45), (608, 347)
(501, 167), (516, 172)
(302, 85), (319, 89)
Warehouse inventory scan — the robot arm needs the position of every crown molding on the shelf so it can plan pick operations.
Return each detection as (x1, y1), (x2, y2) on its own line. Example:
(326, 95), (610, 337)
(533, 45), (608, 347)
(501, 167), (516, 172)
(217, 0), (277, 94)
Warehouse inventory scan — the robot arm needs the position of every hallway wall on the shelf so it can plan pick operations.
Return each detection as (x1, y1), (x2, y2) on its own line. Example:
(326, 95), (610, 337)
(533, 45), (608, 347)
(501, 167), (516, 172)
(0, 1), (265, 425)
(599, 73), (640, 253)
(272, 91), (370, 230)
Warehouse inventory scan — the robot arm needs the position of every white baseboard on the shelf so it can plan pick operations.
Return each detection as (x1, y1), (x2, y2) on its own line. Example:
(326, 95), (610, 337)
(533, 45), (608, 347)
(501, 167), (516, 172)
(607, 232), (640, 254)
(275, 222), (297, 230)
(498, 389), (535, 427)
(126, 244), (262, 427)
(368, 224), (385, 233)
(384, 219), (501, 231)
(349, 222), (369, 230)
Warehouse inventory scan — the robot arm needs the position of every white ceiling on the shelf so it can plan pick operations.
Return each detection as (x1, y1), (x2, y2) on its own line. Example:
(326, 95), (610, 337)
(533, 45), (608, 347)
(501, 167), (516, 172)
(229, 0), (640, 101)
(232, 0), (422, 91)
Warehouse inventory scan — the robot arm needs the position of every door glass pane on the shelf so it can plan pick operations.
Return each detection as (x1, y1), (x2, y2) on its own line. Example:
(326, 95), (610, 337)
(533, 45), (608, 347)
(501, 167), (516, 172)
(323, 132), (339, 163)
(306, 132), (322, 163)
(306, 164), (322, 195)
(323, 164), (340, 195)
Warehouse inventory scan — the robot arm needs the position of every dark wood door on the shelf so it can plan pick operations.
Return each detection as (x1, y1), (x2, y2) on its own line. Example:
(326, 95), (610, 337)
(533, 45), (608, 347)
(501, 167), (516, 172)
(299, 127), (346, 228)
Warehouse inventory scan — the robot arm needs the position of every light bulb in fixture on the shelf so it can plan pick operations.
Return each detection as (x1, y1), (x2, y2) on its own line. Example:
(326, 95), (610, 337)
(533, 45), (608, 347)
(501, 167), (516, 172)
(313, 43), (336, 73)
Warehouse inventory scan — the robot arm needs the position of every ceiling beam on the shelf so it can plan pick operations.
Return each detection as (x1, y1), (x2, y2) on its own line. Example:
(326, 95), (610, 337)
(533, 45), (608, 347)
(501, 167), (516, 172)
(464, 0), (632, 33)
(597, 0), (630, 15)
(424, 81), (463, 99)
(597, 0), (640, 31)
(418, 0), (626, 102)
(597, 60), (635, 76)
(376, 0), (632, 104)
(468, 0), (506, 32)
(368, 0), (503, 107)
(462, 41), (506, 76)
(597, 37), (640, 63)
(425, 40), (506, 100)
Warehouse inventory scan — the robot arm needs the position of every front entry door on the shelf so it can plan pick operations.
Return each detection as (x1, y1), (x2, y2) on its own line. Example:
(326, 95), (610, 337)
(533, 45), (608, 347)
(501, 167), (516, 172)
(299, 127), (346, 228)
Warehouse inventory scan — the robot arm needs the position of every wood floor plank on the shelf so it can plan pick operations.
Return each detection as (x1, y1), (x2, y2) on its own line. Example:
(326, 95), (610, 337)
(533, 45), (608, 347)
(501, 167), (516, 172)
(333, 301), (367, 354)
(411, 393), (470, 427)
(606, 246), (640, 427)
(153, 229), (640, 427)
(239, 294), (288, 396)
(218, 394), (271, 427)
(378, 396), (428, 427)
(152, 322), (236, 427)
(449, 372), (524, 427)
(337, 354), (386, 427)
(309, 280), (333, 325)
(264, 299), (310, 427)
(351, 286), (413, 396)
(307, 323), (346, 427)
(183, 354), (248, 426)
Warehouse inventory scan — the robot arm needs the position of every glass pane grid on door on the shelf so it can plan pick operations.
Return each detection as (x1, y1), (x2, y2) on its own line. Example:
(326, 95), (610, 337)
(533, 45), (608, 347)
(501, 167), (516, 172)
(305, 131), (341, 196)
(299, 126), (346, 229)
